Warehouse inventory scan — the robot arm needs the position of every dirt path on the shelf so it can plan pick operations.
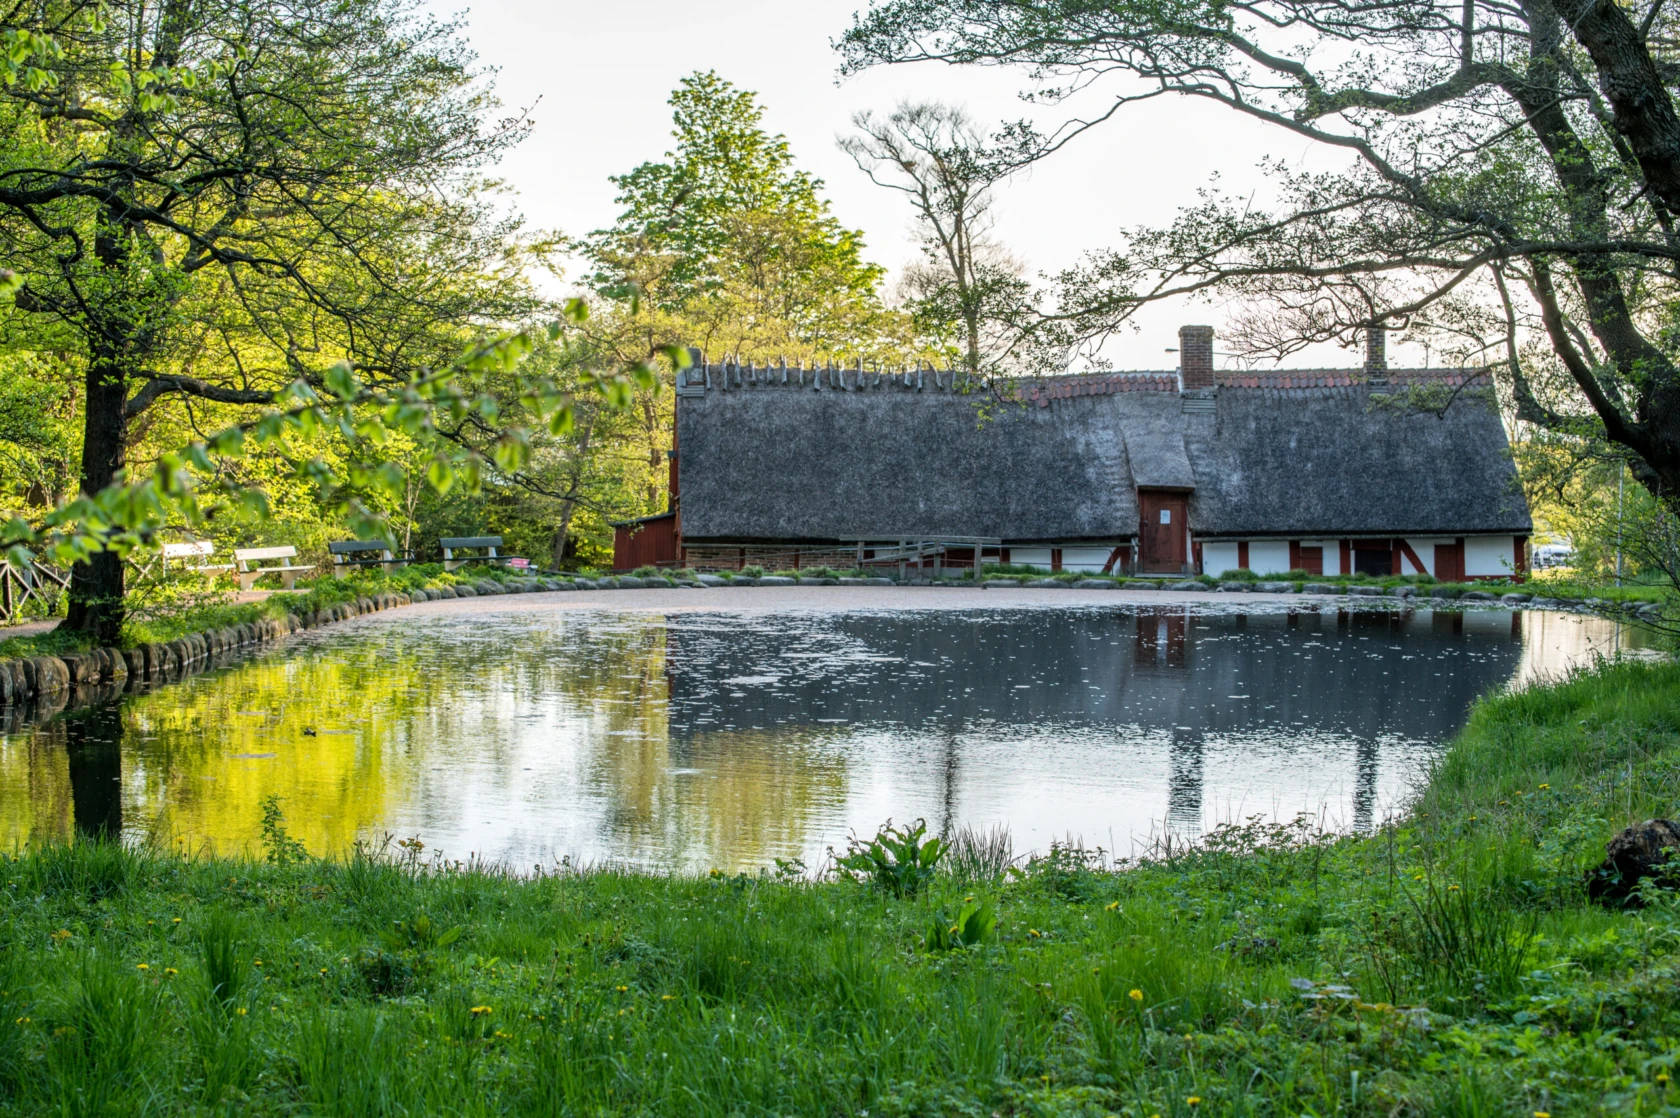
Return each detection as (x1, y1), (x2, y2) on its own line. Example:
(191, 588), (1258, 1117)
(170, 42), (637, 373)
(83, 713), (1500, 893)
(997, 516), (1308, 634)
(386, 583), (1335, 619)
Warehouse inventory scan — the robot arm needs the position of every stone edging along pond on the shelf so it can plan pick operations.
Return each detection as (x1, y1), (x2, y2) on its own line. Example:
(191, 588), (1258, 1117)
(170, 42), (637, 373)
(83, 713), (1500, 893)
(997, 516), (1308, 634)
(0, 573), (1660, 711)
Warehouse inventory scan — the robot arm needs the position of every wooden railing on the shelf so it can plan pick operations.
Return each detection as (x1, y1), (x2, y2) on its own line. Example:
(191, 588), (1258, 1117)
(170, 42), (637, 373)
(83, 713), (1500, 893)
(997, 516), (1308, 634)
(0, 560), (68, 625)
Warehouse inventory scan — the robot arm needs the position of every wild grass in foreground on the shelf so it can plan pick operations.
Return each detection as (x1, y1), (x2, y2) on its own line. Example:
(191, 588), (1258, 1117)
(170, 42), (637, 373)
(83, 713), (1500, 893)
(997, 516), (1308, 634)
(4, 661), (1680, 1116)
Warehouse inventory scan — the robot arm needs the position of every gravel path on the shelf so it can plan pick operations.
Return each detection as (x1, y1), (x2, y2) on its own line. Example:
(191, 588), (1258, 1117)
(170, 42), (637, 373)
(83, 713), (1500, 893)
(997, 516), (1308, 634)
(391, 584), (1331, 618)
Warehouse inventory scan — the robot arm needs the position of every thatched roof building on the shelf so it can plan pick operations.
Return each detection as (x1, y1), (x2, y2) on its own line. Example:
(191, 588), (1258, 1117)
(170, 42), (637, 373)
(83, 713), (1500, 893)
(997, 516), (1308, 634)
(617, 326), (1531, 579)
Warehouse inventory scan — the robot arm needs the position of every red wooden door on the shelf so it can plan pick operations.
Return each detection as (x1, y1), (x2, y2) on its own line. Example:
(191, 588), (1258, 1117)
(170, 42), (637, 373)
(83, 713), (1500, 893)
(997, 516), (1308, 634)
(1434, 542), (1465, 583)
(1138, 491), (1189, 573)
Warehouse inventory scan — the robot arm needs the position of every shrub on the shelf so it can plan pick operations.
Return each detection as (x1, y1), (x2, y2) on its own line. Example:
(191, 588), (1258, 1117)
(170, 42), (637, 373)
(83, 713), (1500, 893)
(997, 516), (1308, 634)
(739, 565), (765, 578)
(925, 898), (998, 952)
(832, 819), (947, 897)
(631, 565), (659, 578)
(1219, 568), (1260, 581)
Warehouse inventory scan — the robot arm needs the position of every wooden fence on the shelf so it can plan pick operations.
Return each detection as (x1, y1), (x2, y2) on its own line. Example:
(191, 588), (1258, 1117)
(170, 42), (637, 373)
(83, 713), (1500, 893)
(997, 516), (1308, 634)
(0, 560), (68, 625)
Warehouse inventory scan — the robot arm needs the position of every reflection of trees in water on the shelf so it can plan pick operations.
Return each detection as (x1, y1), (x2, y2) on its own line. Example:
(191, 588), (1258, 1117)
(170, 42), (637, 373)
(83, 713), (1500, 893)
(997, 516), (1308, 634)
(0, 604), (1550, 860)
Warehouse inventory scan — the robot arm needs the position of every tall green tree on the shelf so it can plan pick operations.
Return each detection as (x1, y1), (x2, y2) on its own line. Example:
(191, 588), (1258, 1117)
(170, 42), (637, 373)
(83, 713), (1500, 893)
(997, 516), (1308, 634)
(0, 0), (537, 640)
(587, 72), (909, 364)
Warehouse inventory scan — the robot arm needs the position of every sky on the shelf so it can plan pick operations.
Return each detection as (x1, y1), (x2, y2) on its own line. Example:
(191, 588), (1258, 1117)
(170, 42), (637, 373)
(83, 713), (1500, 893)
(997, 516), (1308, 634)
(443, 0), (1394, 371)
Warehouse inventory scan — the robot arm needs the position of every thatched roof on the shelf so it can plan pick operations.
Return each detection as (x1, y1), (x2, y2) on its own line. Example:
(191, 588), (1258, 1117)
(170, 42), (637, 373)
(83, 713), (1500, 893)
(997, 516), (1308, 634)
(674, 363), (1531, 542)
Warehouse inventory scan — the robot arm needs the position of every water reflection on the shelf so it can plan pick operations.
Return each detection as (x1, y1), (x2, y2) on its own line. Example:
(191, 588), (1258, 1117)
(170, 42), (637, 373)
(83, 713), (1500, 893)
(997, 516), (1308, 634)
(0, 604), (1658, 870)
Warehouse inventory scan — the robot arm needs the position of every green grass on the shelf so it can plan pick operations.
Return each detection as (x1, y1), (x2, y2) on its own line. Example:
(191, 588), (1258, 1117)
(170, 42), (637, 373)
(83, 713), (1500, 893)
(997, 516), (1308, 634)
(3, 660), (1680, 1114)
(0, 563), (546, 662)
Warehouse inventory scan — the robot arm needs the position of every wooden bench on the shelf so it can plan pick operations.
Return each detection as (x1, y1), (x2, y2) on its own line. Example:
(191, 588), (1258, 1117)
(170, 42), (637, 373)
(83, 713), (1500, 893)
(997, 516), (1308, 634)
(440, 536), (513, 572)
(233, 546), (314, 591)
(328, 540), (412, 578)
(134, 540), (234, 578)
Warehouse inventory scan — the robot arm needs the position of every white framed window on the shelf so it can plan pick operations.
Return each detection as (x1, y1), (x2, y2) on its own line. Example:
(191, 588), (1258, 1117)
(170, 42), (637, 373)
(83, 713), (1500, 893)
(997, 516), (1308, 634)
(1159, 509), (1172, 524)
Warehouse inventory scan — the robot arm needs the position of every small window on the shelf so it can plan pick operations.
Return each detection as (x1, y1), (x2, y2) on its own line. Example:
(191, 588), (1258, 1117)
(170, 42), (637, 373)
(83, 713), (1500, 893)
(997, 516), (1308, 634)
(1159, 509), (1172, 525)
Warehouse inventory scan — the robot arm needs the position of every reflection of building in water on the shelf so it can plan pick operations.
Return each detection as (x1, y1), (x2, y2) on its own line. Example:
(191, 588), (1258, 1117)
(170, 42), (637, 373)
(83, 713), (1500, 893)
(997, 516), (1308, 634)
(1166, 726), (1204, 833)
(0, 604), (1637, 865)
(664, 605), (1531, 838)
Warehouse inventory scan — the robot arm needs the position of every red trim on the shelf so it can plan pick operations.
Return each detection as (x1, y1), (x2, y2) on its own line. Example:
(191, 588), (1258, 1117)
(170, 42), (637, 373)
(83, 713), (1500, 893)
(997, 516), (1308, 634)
(1514, 535), (1529, 581)
(1288, 540), (1301, 570)
(1398, 539), (1427, 575)
(1192, 540), (1203, 574)
(1001, 547), (1011, 564)
(1339, 539), (1351, 576)
(1392, 540), (1404, 576)
(1051, 547), (1063, 572)
(1237, 541), (1250, 570)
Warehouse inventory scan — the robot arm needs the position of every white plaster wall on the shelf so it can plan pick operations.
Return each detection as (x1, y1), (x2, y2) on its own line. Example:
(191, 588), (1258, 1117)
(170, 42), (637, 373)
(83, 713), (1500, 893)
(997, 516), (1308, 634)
(1061, 547), (1117, 573)
(1202, 541), (1240, 575)
(1009, 548), (1053, 569)
(1402, 538), (1451, 576)
(1466, 535), (1517, 577)
(1248, 541), (1292, 576)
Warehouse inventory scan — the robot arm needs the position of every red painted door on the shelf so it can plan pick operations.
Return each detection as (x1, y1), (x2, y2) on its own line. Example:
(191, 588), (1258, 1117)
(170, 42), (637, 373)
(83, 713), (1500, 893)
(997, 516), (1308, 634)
(1434, 542), (1465, 583)
(1138, 491), (1189, 573)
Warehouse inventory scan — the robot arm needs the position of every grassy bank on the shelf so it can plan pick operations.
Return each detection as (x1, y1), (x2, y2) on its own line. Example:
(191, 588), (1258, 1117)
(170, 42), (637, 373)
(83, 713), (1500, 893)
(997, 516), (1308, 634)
(2, 662), (1678, 1114)
(0, 564), (530, 663)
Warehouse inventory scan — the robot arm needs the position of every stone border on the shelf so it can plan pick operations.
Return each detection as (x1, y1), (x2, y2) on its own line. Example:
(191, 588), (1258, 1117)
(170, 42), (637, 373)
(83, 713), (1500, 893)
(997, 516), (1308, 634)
(1, 572), (1663, 708)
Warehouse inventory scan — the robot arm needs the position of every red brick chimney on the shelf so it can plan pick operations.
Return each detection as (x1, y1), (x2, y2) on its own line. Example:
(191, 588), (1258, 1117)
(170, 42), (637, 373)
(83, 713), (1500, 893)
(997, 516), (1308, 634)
(1179, 325), (1215, 391)
(1364, 324), (1388, 384)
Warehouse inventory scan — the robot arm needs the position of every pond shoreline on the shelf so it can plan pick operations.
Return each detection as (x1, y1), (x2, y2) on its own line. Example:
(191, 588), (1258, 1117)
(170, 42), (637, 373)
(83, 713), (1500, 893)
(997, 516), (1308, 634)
(0, 578), (1659, 718)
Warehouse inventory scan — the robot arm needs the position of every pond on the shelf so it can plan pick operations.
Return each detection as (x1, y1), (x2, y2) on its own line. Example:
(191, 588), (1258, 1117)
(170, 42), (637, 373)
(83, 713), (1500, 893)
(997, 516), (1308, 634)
(0, 600), (1655, 871)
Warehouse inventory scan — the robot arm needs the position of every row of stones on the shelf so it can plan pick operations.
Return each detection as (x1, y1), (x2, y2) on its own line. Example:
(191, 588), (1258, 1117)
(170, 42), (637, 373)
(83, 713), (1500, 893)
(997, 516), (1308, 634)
(0, 590), (444, 706)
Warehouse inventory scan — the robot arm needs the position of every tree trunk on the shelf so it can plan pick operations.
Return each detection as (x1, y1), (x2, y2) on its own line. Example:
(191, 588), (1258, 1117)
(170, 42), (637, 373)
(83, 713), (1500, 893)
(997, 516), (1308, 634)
(552, 418), (594, 568)
(63, 350), (129, 643)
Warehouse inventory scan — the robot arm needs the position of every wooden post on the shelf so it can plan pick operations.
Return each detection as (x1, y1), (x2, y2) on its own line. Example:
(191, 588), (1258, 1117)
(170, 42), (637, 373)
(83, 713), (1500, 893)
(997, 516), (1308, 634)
(973, 543), (982, 581)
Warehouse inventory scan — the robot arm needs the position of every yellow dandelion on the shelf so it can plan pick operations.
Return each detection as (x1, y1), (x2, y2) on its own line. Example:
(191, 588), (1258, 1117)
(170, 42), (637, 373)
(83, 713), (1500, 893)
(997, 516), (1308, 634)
(1448, 884), (1461, 892)
(1129, 989), (1144, 1002)
(1105, 901), (1120, 912)
(50, 930), (70, 942)
(470, 1005), (492, 1017)
(252, 959), (262, 967)
(13, 1017), (28, 1025)
(1187, 1097), (1203, 1107)
(163, 968), (178, 978)
(235, 1007), (248, 1016)
(1538, 783), (1550, 790)
(1028, 928), (1042, 938)
(662, 994), (675, 1001)
(172, 917), (181, 924)
(319, 969), (328, 975)
(616, 985), (629, 993)
(1659, 1072), (1671, 1085)
(135, 963), (149, 971)
(1534, 1112), (1550, 1118)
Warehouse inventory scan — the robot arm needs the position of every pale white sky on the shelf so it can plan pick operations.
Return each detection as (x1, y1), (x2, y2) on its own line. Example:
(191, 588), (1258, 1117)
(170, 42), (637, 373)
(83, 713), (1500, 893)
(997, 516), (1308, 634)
(446, 0), (1399, 370)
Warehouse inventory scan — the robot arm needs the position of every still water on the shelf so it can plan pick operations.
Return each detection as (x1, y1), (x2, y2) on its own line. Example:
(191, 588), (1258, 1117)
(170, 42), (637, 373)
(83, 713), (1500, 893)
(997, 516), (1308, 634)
(0, 603), (1653, 870)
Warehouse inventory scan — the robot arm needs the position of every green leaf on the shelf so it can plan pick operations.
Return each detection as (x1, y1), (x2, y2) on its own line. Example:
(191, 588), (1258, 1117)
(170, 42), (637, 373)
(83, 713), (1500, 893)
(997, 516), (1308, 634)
(324, 362), (361, 401)
(426, 455), (454, 495)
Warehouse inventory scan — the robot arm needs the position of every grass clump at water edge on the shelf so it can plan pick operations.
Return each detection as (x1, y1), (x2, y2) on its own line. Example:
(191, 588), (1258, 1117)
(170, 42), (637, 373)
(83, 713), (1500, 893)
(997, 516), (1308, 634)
(2, 661), (1680, 1114)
